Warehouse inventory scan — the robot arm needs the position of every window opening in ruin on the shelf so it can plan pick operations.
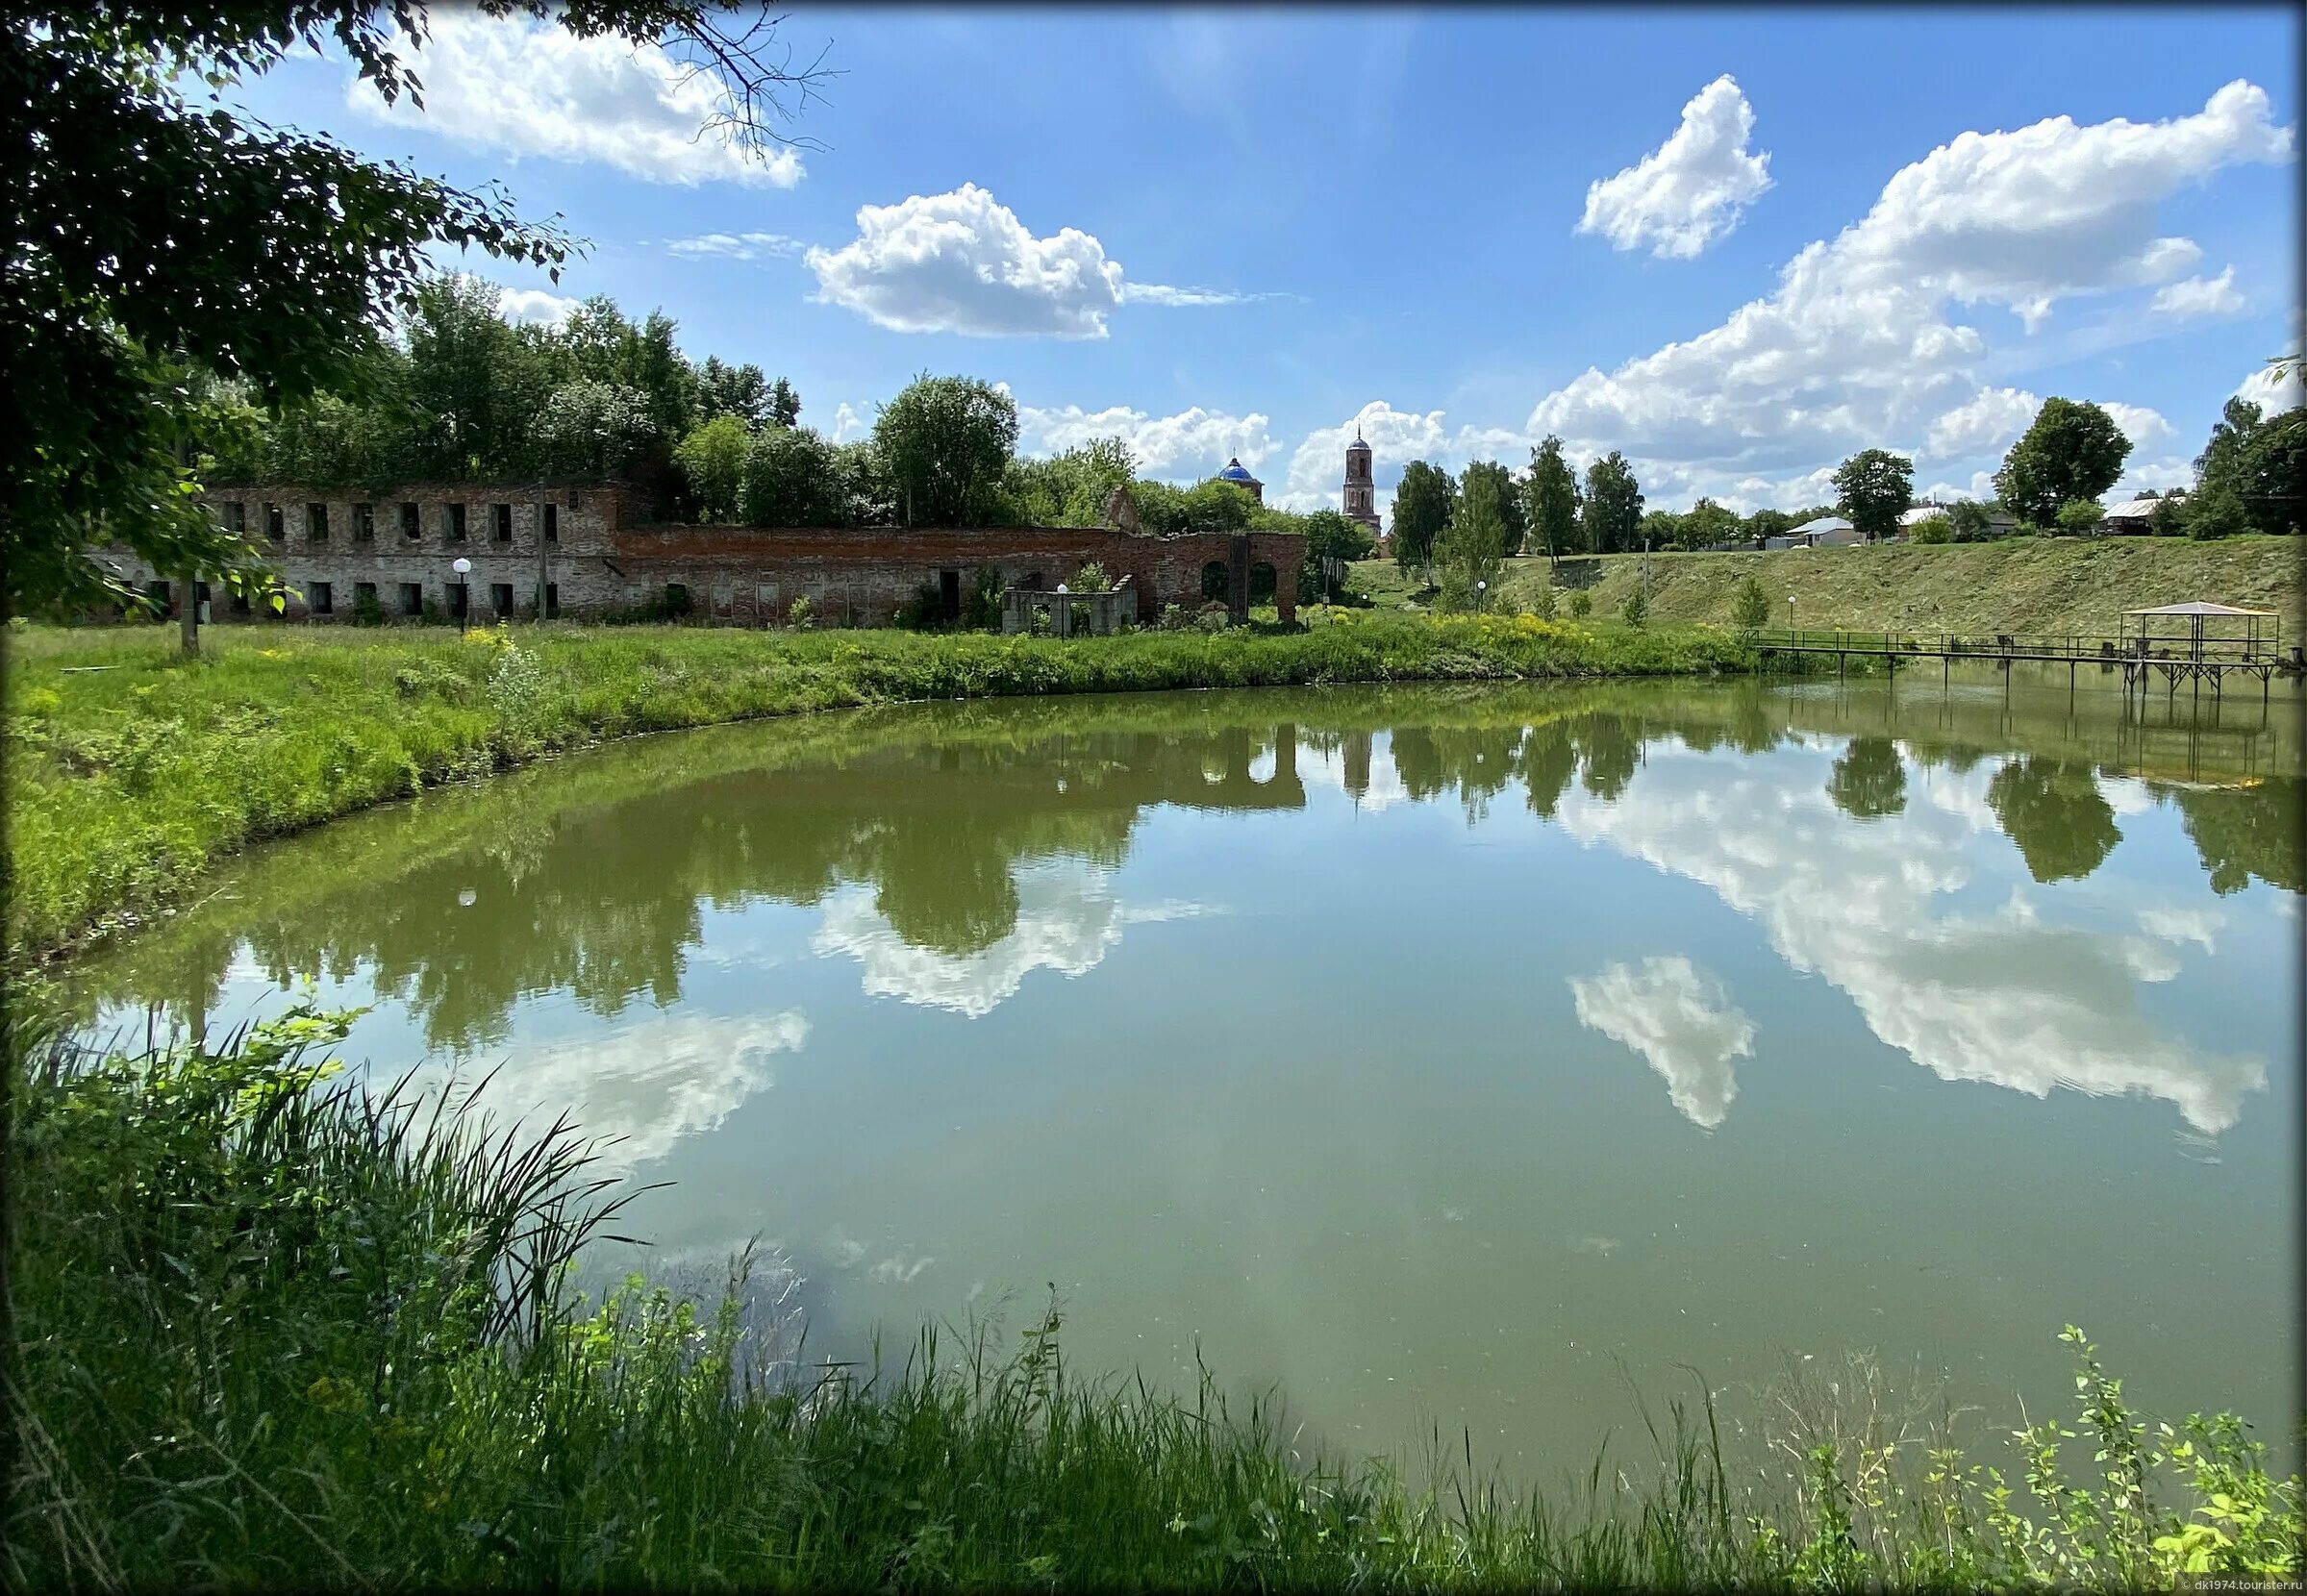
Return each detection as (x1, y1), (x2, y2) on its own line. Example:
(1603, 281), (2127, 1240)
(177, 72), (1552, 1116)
(1200, 561), (1229, 600)
(265, 504), (284, 540)
(354, 581), (377, 614)
(353, 503), (374, 540)
(398, 582), (423, 616)
(490, 583), (514, 616)
(229, 589), (250, 616)
(542, 503), (559, 541)
(710, 584), (734, 614)
(447, 503), (467, 542)
(399, 502), (420, 539)
(665, 584), (690, 616)
(492, 503), (513, 541)
(307, 502), (327, 540)
(221, 501), (246, 535)
(544, 584), (560, 618)
(146, 580), (171, 613)
(311, 582), (333, 615)
(940, 568), (962, 620)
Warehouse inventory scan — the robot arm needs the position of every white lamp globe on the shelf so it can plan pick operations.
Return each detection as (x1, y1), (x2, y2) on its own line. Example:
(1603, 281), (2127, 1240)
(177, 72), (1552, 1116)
(453, 557), (472, 574)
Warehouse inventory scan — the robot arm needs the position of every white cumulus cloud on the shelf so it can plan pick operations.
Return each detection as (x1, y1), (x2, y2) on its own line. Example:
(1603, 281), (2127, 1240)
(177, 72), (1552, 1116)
(1528, 81), (2293, 503)
(667, 231), (806, 262)
(2151, 266), (2246, 318)
(1579, 75), (1774, 260)
(1017, 402), (1279, 478)
(806, 185), (1261, 338)
(496, 287), (583, 326)
(348, 13), (804, 187)
(2236, 357), (2306, 415)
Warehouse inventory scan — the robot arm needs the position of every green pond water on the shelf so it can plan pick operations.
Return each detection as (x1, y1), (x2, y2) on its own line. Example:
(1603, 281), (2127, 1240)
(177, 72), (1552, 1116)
(70, 676), (2301, 1482)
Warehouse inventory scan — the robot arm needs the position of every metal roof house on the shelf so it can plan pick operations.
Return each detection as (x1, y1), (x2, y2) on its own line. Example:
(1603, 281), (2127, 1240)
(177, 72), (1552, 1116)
(2100, 494), (2179, 534)
(1788, 515), (1859, 547)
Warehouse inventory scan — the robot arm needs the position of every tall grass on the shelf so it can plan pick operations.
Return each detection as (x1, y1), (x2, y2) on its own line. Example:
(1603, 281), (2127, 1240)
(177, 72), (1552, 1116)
(7, 1006), (2297, 1589)
(5, 613), (1765, 965)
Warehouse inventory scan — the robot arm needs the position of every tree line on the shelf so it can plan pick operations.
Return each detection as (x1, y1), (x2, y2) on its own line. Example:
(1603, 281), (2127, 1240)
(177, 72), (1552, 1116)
(1384, 387), (2302, 604)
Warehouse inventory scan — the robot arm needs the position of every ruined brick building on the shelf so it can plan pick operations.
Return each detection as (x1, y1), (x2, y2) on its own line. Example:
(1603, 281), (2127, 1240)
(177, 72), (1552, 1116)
(105, 436), (1393, 629)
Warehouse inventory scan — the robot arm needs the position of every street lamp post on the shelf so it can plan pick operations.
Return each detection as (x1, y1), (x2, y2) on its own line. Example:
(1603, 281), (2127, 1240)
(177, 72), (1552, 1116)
(1788, 592), (1796, 638)
(1476, 579), (1487, 613)
(453, 557), (472, 638)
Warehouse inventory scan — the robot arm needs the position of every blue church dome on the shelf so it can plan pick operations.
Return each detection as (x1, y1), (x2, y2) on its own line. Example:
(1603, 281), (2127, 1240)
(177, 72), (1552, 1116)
(1217, 458), (1259, 483)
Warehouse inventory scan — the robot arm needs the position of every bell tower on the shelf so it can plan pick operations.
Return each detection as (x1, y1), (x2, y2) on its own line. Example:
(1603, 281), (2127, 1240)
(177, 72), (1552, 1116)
(1343, 429), (1379, 542)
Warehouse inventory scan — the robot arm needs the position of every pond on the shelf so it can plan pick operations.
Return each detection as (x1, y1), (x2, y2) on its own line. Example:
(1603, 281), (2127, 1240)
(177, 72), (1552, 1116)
(67, 676), (2300, 1482)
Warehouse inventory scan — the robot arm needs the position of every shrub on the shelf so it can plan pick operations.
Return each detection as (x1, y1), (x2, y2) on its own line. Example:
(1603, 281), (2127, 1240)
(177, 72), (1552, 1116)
(1731, 574), (1771, 632)
(1909, 514), (1953, 545)
(1072, 561), (1112, 593)
(1528, 584), (1559, 621)
(2055, 499), (2106, 536)
(1620, 586), (1649, 628)
(351, 586), (385, 627)
(1567, 589), (1593, 618)
(892, 584), (944, 632)
(788, 595), (815, 630)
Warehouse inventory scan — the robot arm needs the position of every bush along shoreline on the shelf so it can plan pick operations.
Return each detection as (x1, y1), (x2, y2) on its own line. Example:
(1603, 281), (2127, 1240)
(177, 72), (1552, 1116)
(6, 612), (1774, 967)
(6, 1004), (2298, 1590)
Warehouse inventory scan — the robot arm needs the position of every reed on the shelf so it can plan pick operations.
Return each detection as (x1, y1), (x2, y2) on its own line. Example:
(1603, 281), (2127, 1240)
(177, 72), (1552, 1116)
(7, 1004), (2296, 1589)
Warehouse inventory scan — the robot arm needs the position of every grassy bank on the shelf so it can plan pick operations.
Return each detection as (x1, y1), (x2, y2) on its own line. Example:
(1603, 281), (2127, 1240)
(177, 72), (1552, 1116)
(7, 1005), (2297, 1590)
(1354, 536), (2305, 636)
(3, 612), (1759, 965)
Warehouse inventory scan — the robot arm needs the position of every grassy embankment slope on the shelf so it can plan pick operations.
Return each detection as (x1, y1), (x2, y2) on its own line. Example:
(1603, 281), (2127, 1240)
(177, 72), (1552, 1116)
(5, 612), (1753, 966)
(10, 1004), (2298, 1590)
(1353, 535), (2305, 635)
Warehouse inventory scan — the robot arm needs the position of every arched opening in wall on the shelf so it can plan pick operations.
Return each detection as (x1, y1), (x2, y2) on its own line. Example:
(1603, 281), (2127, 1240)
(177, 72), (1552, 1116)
(1249, 562), (1278, 606)
(1200, 561), (1229, 601)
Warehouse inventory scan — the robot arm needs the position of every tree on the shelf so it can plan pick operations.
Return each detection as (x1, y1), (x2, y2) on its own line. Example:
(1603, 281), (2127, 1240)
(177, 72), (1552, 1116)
(695, 356), (769, 429)
(1459, 460), (1525, 557)
(674, 413), (752, 522)
(1682, 497), (1740, 550)
(1524, 436), (1580, 565)
(1391, 460), (1456, 580)
(1743, 508), (1797, 543)
(1730, 574), (1770, 633)
(740, 425), (841, 526)
(2054, 498), (2106, 536)
(5, 1), (831, 616)
(873, 374), (1019, 527)
(1994, 398), (2131, 525)
(767, 377), (803, 429)
(1436, 465), (1507, 610)
(1909, 513), (1952, 544)
(2185, 483), (2252, 541)
(1300, 509), (1373, 602)
(1637, 510), (1684, 551)
(2196, 399), (2305, 536)
(1004, 437), (1135, 527)
(1832, 449), (1915, 543)
(1944, 500), (1997, 541)
(529, 382), (656, 479)
(1618, 586), (1648, 627)
(1580, 452), (1643, 555)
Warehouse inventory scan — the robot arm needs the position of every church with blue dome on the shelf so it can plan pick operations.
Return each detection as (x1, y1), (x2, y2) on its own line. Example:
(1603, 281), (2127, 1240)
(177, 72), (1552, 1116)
(1215, 457), (1264, 504)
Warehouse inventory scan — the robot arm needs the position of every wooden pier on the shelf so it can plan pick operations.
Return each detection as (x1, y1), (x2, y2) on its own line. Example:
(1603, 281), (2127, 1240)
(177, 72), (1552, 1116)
(1752, 628), (2297, 701)
(1751, 602), (2294, 704)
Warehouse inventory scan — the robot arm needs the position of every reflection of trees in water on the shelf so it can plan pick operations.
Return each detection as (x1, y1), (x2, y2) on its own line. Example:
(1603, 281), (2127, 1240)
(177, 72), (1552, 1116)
(1986, 758), (2121, 884)
(75, 684), (2298, 1049)
(1828, 736), (1908, 820)
(2175, 778), (2303, 894)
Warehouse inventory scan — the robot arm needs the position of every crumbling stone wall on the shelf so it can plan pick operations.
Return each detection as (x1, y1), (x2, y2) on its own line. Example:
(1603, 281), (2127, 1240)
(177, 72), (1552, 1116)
(102, 484), (1304, 628)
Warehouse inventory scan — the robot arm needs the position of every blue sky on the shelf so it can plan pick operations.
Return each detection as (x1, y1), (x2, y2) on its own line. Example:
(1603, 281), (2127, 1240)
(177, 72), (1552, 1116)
(235, 5), (2298, 521)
